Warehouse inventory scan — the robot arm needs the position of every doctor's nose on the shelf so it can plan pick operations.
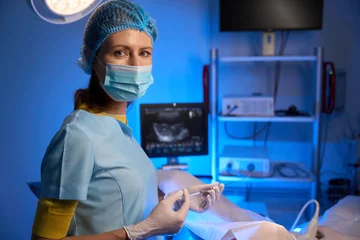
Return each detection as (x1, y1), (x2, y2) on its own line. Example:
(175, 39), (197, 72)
(128, 56), (141, 66)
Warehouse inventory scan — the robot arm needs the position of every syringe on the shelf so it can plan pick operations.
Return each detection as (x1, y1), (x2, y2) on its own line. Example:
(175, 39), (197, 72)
(172, 190), (211, 211)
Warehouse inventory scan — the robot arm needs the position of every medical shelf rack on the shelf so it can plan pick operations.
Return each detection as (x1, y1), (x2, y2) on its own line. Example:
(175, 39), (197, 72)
(209, 47), (323, 201)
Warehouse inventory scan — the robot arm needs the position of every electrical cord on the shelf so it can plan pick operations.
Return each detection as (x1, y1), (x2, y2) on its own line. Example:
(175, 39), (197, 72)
(273, 31), (290, 103)
(224, 105), (269, 140)
(245, 181), (252, 201)
(253, 122), (257, 146)
(224, 122), (270, 140)
(224, 165), (253, 200)
(319, 115), (330, 169)
(270, 163), (312, 179)
(224, 162), (310, 202)
(320, 110), (358, 171)
(224, 105), (238, 116)
(290, 199), (320, 240)
(263, 31), (290, 146)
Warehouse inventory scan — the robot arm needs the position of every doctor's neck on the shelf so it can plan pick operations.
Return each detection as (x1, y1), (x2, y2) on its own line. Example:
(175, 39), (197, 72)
(102, 101), (127, 115)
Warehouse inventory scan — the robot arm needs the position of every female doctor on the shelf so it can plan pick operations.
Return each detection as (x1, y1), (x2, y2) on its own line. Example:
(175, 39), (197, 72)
(31, 0), (224, 240)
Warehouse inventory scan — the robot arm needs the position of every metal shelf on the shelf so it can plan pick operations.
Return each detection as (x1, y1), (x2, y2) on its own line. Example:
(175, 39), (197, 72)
(220, 55), (317, 63)
(218, 115), (315, 123)
(219, 174), (314, 184)
(219, 174), (315, 192)
(218, 161), (314, 185)
(209, 47), (324, 201)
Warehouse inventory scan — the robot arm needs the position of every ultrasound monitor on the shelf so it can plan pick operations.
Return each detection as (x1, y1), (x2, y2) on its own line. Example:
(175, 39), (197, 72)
(140, 103), (208, 170)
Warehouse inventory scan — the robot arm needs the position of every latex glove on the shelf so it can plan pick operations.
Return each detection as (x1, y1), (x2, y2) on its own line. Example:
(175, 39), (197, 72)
(124, 189), (190, 240)
(187, 182), (225, 213)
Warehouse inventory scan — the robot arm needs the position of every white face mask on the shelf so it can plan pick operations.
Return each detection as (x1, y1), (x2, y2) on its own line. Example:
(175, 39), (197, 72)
(95, 58), (154, 102)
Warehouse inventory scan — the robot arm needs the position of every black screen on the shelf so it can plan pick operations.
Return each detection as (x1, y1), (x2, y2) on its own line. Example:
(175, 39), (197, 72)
(220, 0), (323, 31)
(140, 103), (208, 158)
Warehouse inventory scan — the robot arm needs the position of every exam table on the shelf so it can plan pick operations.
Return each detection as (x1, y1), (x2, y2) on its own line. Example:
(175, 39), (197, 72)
(27, 171), (360, 239)
(156, 170), (360, 240)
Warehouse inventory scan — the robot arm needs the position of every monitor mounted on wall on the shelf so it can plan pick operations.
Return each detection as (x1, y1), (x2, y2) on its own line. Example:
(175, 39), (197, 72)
(220, 0), (324, 32)
(219, 0), (324, 56)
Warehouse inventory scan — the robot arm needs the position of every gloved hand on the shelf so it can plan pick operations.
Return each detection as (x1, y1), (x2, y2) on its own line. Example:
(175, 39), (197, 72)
(168, 182), (225, 213)
(186, 182), (225, 213)
(124, 189), (190, 240)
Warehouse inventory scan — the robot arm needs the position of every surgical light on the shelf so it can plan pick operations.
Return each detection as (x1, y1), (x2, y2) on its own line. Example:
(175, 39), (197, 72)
(29, 0), (103, 24)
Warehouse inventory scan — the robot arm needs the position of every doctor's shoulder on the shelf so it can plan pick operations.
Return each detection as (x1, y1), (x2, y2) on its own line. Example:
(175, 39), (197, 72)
(40, 110), (97, 182)
(41, 110), (97, 159)
(58, 109), (103, 135)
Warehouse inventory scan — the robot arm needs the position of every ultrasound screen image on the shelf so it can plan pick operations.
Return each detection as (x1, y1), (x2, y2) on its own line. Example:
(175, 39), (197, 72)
(140, 103), (208, 158)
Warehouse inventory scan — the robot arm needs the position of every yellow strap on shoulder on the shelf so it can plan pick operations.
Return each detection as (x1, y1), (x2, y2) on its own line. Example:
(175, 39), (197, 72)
(78, 103), (128, 124)
(32, 198), (78, 239)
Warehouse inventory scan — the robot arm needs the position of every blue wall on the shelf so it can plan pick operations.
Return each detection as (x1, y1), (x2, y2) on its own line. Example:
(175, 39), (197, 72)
(0, 0), (211, 238)
(0, 0), (359, 239)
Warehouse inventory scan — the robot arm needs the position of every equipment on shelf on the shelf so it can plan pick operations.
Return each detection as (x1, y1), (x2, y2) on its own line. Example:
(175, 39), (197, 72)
(219, 146), (270, 177)
(220, 149), (312, 179)
(222, 95), (274, 117)
(275, 105), (310, 117)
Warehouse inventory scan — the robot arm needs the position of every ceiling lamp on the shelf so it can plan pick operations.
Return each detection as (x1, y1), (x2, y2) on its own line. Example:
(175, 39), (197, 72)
(29, 0), (103, 25)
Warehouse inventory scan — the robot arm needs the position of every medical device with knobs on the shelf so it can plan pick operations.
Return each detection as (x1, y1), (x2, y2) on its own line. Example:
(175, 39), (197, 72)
(291, 199), (320, 240)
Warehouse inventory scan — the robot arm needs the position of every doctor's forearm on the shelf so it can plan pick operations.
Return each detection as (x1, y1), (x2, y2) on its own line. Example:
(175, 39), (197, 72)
(32, 229), (129, 240)
(66, 229), (129, 240)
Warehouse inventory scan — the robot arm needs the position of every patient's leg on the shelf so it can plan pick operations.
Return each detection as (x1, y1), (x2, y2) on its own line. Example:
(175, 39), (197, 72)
(157, 170), (269, 222)
(209, 195), (269, 222)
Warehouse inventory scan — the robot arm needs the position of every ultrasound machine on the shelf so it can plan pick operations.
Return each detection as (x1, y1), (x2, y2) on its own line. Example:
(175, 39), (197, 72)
(140, 103), (208, 171)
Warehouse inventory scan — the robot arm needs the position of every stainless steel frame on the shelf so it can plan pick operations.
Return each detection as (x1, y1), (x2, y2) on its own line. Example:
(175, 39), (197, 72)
(209, 47), (324, 201)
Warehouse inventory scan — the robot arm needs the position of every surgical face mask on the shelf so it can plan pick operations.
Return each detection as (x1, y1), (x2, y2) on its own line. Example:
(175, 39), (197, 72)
(95, 58), (154, 102)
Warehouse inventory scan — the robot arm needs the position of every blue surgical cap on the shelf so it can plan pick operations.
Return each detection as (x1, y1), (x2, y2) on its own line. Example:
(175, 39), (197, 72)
(77, 0), (158, 75)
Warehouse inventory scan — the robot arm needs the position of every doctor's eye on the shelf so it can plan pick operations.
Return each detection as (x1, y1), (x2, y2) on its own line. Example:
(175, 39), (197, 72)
(114, 50), (127, 57)
(140, 51), (151, 57)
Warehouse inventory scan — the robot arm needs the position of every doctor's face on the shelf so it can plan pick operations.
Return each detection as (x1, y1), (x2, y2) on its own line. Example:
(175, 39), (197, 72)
(93, 29), (153, 81)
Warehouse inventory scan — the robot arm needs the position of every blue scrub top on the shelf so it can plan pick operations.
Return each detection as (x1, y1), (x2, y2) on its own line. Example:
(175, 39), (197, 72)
(40, 110), (160, 239)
